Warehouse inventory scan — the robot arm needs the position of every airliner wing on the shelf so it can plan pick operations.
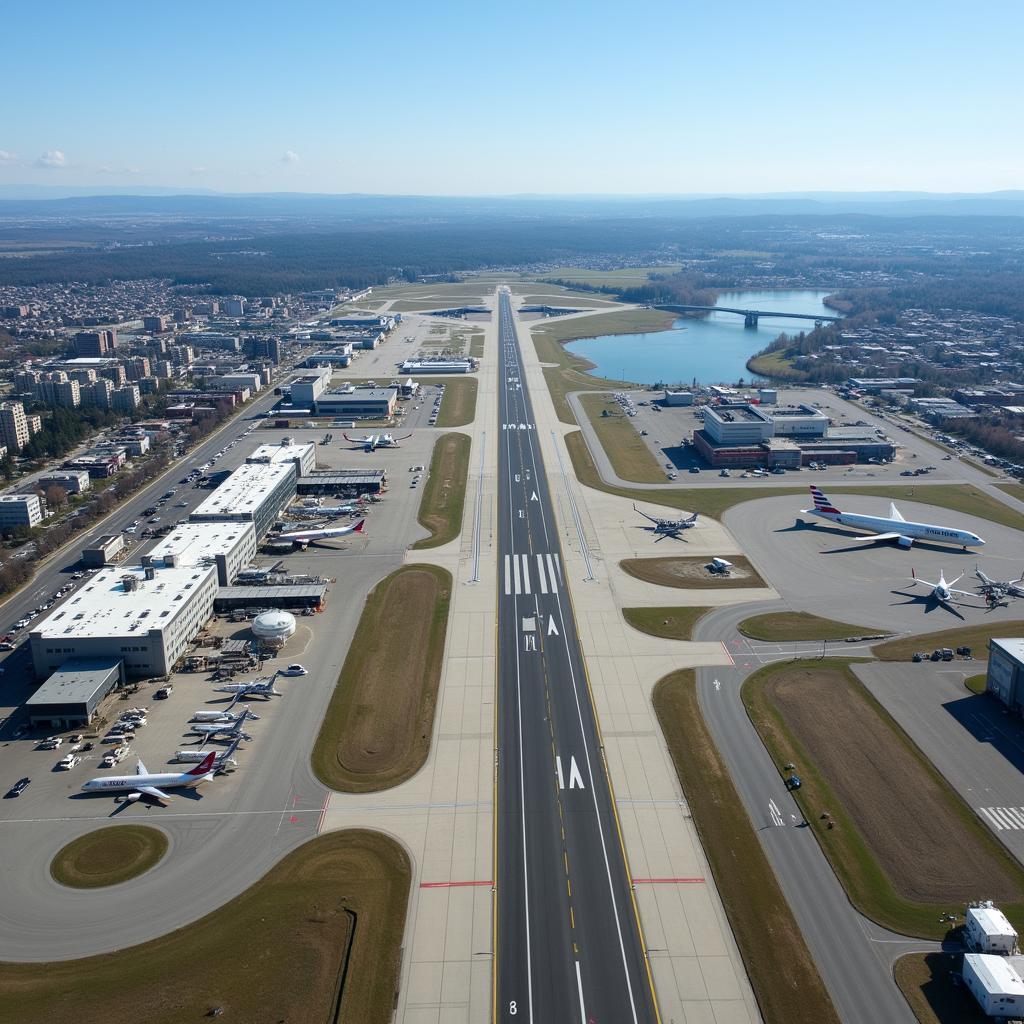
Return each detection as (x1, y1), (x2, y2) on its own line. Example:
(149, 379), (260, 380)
(137, 786), (170, 804)
(633, 504), (660, 525)
(864, 532), (905, 542)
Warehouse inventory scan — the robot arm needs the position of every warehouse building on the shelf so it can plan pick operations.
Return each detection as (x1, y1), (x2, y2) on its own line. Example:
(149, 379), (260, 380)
(987, 639), (1024, 715)
(25, 658), (124, 729)
(81, 533), (127, 568)
(213, 583), (327, 612)
(398, 358), (476, 374)
(313, 386), (397, 420)
(189, 462), (296, 540)
(290, 369), (331, 407)
(247, 441), (317, 476)
(146, 520), (257, 587)
(29, 561), (219, 678)
(296, 468), (386, 496)
(966, 903), (1019, 955)
(663, 390), (694, 406)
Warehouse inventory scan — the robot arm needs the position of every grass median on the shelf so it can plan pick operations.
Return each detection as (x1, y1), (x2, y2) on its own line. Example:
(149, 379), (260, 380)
(653, 670), (840, 1024)
(4, 830), (410, 1024)
(413, 432), (470, 549)
(895, 952), (989, 1024)
(312, 564), (452, 792)
(874, 622), (1024, 661)
(742, 659), (1024, 938)
(50, 826), (167, 888)
(622, 606), (710, 640)
(578, 393), (665, 483)
(738, 612), (875, 642)
(621, 554), (766, 589)
(435, 377), (478, 428)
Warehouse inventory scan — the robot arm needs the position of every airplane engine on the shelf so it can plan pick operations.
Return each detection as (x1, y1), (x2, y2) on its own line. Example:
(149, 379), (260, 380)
(898, 535), (914, 548)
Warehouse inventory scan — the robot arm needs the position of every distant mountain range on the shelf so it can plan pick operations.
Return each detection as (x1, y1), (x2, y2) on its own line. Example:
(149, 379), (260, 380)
(0, 187), (1023, 219)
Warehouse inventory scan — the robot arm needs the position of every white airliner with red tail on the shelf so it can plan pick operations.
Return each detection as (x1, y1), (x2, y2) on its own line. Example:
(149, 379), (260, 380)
(81, 751), (217, 805)
(277, 518), (365, 550)
(802, 485), (985, 550)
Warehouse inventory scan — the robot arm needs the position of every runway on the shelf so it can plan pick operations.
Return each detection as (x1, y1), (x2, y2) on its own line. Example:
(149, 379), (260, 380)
(494, 291), (658, 1022)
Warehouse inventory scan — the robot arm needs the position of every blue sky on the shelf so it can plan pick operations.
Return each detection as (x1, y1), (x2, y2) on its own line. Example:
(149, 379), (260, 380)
(1, 0), (1021, 194)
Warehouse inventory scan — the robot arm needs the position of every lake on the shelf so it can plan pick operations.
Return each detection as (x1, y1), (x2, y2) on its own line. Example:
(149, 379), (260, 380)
(564, 289), (836, 386)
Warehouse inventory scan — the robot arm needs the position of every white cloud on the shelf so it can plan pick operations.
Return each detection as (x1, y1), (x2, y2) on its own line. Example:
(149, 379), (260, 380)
(35, 149), (67, 168)
(0, 150), (17, 165)
(282, 150), (301, 164)
(189, 165), (208, 175)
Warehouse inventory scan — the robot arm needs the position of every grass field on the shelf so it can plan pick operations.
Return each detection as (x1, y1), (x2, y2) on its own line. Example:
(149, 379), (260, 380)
(738, 612), (874, 642)
(895, 953), (988, 1024)
(964, 674), (987, 695)
(3, 830), (410, 1024)
(746, 349), (806, 381)
(873, 622), (1024, 661)
(620, 554), (766, 589)
(578, 393), (664, 483)
(50, 826), (168, 888)
(312, 565), (452, 792)
(653, 671), (840, 1024)
(469, 334), (485, 358)
(563, 431), (1024, 531)
(390, 297), (486, 311)
(622, 606), (710, 640)
(413, 432), (470, 549)
(435, 376), (478, 428)
(743, 660), (1024, 938)
(518, 292), (621, 307)
(998, 483), (1024, 502)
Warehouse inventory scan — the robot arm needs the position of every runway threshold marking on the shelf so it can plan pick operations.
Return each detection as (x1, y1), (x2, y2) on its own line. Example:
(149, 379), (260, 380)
(980, 806), (1024, 830)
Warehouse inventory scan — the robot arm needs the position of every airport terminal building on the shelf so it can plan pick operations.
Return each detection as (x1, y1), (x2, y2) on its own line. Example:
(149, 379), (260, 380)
(146, 520), (257, 586)
(189, 462), (297, 539)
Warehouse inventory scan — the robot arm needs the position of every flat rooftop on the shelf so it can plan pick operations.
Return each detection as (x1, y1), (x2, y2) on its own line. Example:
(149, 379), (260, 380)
(31, 562), (217, 640)
(190, 463), (294, 518)
(993, 638), (1024, 664)
(247, 443), (314, 465)
(771, 405), (827, 418)
(707, 404), (771, 423)
(320, 387), (397, 401)
(27, 657), (121, 707)
(148, 521), (255, 566)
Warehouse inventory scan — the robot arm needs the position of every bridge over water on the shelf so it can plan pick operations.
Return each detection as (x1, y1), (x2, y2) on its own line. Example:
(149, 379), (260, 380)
(655, 303), (841, 328)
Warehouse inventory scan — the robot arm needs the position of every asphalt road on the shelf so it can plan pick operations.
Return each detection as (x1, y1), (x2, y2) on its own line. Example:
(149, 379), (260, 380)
(494, 291), (658, 1023)
(695, 601), (930, 1024)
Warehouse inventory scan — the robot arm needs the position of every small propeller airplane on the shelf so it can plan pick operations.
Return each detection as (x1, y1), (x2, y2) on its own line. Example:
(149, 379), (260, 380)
(633, 503), (698, 540)
(343, 432), (411, 451)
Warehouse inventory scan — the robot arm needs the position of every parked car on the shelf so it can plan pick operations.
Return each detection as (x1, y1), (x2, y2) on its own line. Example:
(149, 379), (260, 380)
(5, 777), (30, 798)
(281, 664), (308, 677)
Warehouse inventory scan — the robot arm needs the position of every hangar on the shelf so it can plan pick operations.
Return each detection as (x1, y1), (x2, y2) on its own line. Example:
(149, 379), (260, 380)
(26, 658), (124, 729)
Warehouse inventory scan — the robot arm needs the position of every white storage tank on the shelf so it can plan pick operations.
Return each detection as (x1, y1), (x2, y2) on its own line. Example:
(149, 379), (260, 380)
(251, 610), (296, 649)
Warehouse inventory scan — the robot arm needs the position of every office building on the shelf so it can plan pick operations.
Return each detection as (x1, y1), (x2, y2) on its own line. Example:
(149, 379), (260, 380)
(208, 372), (262, 393)
(290, 369), (331, 407)
(0, 493), (44, 529)
(147, 520), (257, 587)
(314, 386), (397, 419)
(29, 560), (219, 678)
(38, 470), (91, 495)
(189, 462), (297, 540)
(73, 330), (117, 356)
(247, 441), (317, 476)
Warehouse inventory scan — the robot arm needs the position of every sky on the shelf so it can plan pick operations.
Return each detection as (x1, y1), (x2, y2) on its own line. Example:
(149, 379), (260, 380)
(1, 0), (1022, 196)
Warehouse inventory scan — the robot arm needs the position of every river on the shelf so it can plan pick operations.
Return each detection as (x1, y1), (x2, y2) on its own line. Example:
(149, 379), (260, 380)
(564, 288), (836, 386)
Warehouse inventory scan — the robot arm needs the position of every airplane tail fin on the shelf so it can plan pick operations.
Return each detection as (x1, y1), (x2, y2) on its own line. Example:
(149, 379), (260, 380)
(889, 502), (905, 522)
(353, 519), (365, 533)
(809, 485), (840, 514)
(187, 751), (217, 776)
(687, 512), (698, 523)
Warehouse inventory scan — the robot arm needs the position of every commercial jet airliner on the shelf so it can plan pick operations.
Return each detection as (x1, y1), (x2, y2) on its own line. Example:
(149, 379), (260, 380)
(801, 486), (985, 550)
(81, 751), (217, 805)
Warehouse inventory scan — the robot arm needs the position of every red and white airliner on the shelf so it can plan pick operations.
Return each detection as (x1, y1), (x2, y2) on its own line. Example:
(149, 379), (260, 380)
(81, 751), (218, 805)
(277, 518), (365, 550)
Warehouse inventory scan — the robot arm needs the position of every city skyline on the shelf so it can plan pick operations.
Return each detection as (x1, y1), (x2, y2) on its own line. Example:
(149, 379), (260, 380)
(2, 0), (1022, 195)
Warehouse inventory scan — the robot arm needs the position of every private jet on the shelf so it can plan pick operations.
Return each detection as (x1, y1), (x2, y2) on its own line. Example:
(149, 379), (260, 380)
(801, 486), (985, 550)
(277, 518), (365, 550)
(213, 677), (282, 700)
(344, 432), (411, 451)
(80, 751), (217, 805)
(187, 707), (255, 743)
(173, 737), (243, 771)
(633, 503), (698, 539)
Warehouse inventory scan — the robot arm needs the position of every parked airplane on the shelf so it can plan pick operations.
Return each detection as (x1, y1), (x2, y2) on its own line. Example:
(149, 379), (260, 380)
(344, 432), (411, 451)
(173, 737), (243, 771)
(277, 518), (365, 550)
(80, 751), (217, 805)
(213, 677), (282, 699)
(801, 486), (985, 549)
(190, 700), (249, 722)
(187, 707), (255, 743)
(287, 504), (364, 520)
(975, 565), (1024, 599)
(633, 503), (698, 539)
(906, 568), (977, 609)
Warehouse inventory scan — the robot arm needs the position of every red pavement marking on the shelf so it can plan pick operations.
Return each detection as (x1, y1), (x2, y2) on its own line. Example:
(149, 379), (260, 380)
(721, 643), (735, 666)
(420, 880), (493, 889)
(632, 877), (706, 884)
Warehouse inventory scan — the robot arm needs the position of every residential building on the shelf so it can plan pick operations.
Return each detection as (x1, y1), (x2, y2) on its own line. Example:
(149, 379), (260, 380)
(73, 329), (117, 356)
(0, 401), (30, 453)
